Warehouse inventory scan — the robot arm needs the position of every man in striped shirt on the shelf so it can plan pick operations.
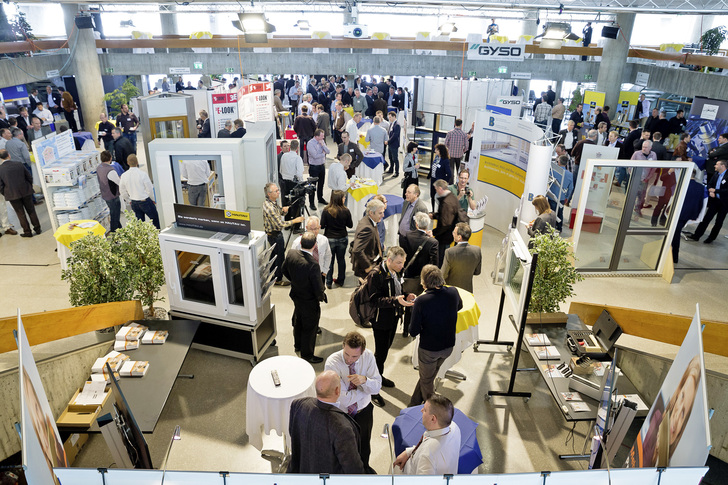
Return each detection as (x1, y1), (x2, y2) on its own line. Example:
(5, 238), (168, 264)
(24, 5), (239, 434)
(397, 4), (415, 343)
(444, 119), (468, 175)
(263, 182), (304, 286)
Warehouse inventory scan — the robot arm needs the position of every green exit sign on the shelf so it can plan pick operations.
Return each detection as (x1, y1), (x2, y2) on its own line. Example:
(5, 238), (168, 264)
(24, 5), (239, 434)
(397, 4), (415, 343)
(225, 67), (235, 73)
(348, 67), (357, 74)
(104, 67), (114, 74)
(584, 74), (593, 80)
(467, 71), (476, 77)
(194, 61), (203, 69)
(498, 66), (508, 74)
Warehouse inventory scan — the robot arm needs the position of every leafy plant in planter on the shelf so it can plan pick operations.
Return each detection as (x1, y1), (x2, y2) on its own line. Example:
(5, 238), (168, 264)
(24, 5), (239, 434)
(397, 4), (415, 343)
(62, 234), (136, 306)
(569, 86), (583, 111)
(527, 226), (584, 315)
(61, 213), (165, 316)
(103, 77), (140, 117)
(700, 26), (727, 56)
(112, 212), (166, 315)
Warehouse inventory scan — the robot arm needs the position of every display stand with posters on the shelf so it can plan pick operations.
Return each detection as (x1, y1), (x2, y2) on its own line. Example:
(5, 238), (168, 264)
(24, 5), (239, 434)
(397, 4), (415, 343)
(583, 91), (606, 129)
(684, 96), (728, 173)
(570, 144), (621, 217)
(467, 109), (546, 233)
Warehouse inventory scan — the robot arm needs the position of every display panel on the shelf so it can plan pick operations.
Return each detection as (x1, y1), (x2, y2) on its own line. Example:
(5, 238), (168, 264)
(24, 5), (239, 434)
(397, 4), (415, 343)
(224, 253), (245, 306)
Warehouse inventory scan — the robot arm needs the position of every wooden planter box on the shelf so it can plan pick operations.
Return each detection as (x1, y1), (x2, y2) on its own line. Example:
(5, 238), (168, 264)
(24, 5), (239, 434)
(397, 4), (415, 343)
(526, 311), (568, 324)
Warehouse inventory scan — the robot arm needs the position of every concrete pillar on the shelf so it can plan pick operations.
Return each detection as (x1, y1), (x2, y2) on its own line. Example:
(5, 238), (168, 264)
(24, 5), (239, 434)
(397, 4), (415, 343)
(555, 80), (564, 100)
(160, 4), (178, 35)
(691, 15), (715, 45)
(596, 13), (635, 113)
(515, 9), (540, 98)
(62, 4), (106, 139)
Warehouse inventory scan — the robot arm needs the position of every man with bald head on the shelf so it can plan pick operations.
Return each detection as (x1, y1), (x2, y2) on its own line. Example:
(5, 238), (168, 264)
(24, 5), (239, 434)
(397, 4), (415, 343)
(288, 370), (365, 474)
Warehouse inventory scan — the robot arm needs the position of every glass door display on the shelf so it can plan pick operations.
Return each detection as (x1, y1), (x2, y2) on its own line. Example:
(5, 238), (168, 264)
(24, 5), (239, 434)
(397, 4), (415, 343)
(167, 243), (226, 316)
(574, 163), (689, 272)
(169, 155), (224, 209)
(150, 117), (188, 139)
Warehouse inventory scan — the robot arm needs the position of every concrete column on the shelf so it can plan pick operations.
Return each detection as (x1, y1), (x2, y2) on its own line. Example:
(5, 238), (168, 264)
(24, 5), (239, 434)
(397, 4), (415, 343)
(62, 4), (106, 139)
(691, 15), (715, 45)
(160, 4), (178, 35)
(515, 9), (540, 98)
(61, 4), (77, 42)
(596, 13), (635, 113)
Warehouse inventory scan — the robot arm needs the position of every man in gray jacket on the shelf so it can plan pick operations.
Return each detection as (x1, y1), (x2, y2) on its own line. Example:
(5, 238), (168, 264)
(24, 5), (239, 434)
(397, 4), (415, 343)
(440, 222), (482, 293)
(364, 116), (387, 157)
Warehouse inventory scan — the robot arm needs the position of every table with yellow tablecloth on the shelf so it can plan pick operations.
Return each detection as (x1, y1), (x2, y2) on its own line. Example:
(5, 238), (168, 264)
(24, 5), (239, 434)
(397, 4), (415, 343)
(54, 220), (106, 270)
(346, 179), (379, 224)
(412, 286), (481, 380)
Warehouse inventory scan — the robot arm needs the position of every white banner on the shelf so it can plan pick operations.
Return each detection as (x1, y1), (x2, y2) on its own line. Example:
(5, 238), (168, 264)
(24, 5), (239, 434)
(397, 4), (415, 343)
(467, 43), (527, 62)
(237, 82), (274, 123)
(490, 96), (524, 117)
(209, 91), (239, 137)
(571, 144), (620, 212)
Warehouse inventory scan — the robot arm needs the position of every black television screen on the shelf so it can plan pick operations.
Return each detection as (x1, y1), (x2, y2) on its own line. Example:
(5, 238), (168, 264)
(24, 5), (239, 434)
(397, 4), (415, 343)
(101, 362), (153, 469)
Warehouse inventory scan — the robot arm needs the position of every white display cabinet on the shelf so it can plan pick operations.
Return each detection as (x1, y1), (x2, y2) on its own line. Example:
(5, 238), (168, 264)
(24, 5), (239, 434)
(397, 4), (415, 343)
(159, 224), (276, 363)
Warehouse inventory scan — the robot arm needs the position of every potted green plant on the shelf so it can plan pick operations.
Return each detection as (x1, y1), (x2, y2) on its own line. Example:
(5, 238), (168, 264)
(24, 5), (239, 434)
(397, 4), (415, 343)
(62, 234), (136, 307)
(569, 86), (583, 111)
(62, 213), (166, 319)
(112, 212), (167, 318)
(700, 26), (727, 72)
(103, 77), (140, 117)
(526, 226), (584, 323)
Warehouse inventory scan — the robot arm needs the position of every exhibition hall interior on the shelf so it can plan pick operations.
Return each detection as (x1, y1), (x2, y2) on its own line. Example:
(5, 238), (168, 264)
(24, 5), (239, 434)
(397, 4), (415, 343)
(0, 1), (727, 484)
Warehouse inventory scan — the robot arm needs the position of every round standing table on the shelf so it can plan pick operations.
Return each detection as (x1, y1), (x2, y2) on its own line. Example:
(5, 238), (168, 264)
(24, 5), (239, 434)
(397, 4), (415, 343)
(346, 179), (378, 230)
(356, 151), (385, 185)
(53, 220), (106, 271)
(412, 286), (481, 380)
(245, 355), (316, 466)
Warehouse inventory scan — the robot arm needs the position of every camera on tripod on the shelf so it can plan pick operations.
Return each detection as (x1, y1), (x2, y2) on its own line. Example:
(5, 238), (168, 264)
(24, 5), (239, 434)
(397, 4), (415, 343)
(288, 177), (319, 199)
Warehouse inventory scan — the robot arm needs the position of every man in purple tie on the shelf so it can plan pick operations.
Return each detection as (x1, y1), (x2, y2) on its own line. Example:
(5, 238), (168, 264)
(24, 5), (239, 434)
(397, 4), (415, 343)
(325, 331), (382, 473)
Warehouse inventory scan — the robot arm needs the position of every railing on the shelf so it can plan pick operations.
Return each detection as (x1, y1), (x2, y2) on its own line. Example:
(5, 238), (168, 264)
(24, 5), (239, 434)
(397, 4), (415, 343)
(1, 35), (727, 70)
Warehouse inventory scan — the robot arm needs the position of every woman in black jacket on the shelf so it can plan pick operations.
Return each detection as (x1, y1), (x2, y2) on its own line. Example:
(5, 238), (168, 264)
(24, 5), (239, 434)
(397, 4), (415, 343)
(320, 190), (353, 289)
(429, 143), (452, 209)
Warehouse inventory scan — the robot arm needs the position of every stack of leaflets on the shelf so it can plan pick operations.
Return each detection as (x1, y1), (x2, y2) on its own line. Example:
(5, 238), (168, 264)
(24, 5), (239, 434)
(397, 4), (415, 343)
(526, 333), (551, 346)
(119, 361), (150, 377)
(91, 350), (130, 375)
(541, 364), (565, 378)
(141, 330), (168, 345)
(536, 346), (561, 360)
(114, 322), (148, 351)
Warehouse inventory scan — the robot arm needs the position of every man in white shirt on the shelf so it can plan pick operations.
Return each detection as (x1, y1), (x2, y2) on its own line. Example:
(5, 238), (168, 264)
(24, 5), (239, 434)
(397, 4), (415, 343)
(345, 112), (362, 144)
(119, 154), (160, 229)
(394, 394), (461, 475)
(33, 103), (54, 126)
(0, 128), (11, 151)
(279, 139), (304, 196)
(325, 332), (382, 472)
(298, 93), (313, 118)
(328, 153), (350, 192)
(181, 158), (211, 207)
(291, 216), (331, 280)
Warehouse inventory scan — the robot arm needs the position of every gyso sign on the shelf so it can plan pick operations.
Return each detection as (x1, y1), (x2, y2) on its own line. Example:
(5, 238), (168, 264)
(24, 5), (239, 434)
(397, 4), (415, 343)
(467, 43), (526, 62)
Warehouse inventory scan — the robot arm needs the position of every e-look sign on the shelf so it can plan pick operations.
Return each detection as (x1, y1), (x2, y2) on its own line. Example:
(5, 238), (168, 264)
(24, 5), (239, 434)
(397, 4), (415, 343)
(468, 42), (526, 62)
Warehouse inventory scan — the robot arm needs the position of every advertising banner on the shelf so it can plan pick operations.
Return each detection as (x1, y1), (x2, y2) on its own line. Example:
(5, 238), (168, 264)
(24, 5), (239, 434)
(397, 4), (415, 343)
(174, 204), (251, 235)
(467, 42), (527, 62)
(468, 110), (544, 231)
(583, 90), (606, 128)
(615, 91), (640, 126)
(237, 82), (274, 123)
(18, 311), (68, 485)
(685, 96), (728, 172)
(486, 96), (523, 117)
(627, 304), (711, 468)
(209, 92), (239, 137)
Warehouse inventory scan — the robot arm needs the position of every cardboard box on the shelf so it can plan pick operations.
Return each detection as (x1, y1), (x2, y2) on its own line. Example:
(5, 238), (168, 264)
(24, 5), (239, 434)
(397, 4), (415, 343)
(63, 433), (89, 466)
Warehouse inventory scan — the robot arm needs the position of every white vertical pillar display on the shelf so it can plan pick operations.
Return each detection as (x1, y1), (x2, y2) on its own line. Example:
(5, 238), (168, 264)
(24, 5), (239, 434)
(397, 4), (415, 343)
(517, 144), (552, 241)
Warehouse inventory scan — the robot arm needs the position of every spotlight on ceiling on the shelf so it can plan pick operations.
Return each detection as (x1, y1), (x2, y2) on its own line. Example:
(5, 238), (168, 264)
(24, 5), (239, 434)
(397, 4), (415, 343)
(438, 22), (457, 36)
(535, 21), (580, 48)
(294, 19), (310, 31)
(120, 20), (135, 28)
(232, 12), (276, 43)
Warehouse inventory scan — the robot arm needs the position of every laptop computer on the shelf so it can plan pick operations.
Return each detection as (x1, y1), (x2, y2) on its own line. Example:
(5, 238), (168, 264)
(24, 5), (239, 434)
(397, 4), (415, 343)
(567, 310), (623, 360)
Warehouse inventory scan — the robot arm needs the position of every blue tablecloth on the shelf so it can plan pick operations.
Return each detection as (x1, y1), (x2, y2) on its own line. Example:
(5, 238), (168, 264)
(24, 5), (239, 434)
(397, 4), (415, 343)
(73, 131), (93, 144)
(357, 118), (373, 128)
(367, 193), (403, 219)
(392, 405), (483, 474)
(362, 152), (385, 169)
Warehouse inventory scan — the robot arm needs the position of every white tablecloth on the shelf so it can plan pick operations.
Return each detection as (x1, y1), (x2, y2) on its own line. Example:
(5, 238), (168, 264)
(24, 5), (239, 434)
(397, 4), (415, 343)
(245, 355), (316, 450)
(356, 153), (385, 185)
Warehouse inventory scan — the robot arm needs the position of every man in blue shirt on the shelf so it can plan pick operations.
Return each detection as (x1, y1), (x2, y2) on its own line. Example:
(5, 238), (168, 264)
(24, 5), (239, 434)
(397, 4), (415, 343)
(549, 155), (574, 232)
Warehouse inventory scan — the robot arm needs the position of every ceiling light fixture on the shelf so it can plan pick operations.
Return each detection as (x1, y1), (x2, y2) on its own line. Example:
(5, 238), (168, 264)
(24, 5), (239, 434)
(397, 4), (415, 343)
(232, 12), (276, 43)
(438, 21), (457, 35)
(295, 19), (310, 30)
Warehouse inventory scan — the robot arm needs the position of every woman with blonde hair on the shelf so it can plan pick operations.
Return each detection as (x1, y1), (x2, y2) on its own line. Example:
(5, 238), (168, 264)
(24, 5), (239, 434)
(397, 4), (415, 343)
(527, 195), (557, 237)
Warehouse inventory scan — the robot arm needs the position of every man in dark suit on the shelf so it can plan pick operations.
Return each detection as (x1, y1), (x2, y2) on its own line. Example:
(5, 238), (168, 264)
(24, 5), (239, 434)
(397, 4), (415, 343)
(385, 111), (401, 176)
(288, 370), (365, 474)
(620, 120), (641, 160)
(28, 89), (41, 114)
(16, 107), (33, 139)
(705, 133), (728, 180)
(373, 93), (387, 119)
(110, 128), (135, 171)
(364, 88), (375, 118)
(0, 149), (40, 237)
(351, 199), (384, 279)
(431, 180), (460, 266)
(441, 222), (482, 293)
(230, 119), (247, 138)
(45, 85), (62, 114)
(338, 131), (363, 178)
(197, 110), (211, 138)
(398, 184), (428, 247)
(217, 120), (232, 138)
(282, 232), (327, 363)
(688, 160), (728, 244)
(571, 129), (597, 175)
(26, 117), (51, 144)
(402, 212), (439, 280)
(650, 132), (668, 161)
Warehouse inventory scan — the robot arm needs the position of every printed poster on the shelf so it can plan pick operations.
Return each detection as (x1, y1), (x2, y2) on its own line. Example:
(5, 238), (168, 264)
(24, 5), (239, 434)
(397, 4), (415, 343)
(627, 305), (711, 468)
(237, 82), (274, 123)
(616, 91), (640, 125)
(210, 92), (239, 136)
(583, 90), (606, 128)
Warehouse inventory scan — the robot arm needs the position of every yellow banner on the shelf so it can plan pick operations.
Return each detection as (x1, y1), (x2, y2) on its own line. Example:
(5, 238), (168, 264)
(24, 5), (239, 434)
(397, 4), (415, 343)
(224, 210), (250, 221)
(584, 90), (606, 108)
(477, 155), (526, 197)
